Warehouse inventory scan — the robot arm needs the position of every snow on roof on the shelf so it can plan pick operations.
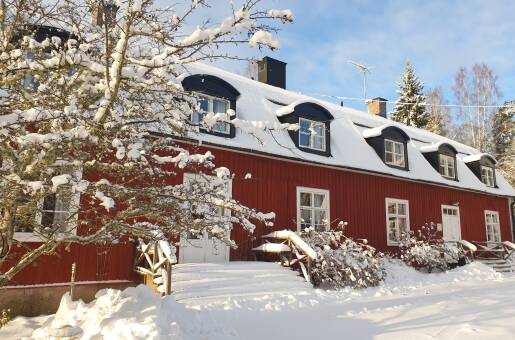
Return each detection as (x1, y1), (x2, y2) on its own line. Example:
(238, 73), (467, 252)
(178, 62), (515, 197)
(362, 123), (409, 139)
(462, 153), (497, 164)
(419, 141), (457, 153)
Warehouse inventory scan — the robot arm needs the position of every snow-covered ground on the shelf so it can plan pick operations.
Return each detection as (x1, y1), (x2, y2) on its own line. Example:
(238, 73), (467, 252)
(2, 260), (515, 339)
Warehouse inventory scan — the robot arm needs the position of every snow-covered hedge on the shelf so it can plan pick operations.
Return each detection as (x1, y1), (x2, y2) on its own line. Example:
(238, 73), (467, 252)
(398, 223), (466, 273)
(301, 224), (385, 289)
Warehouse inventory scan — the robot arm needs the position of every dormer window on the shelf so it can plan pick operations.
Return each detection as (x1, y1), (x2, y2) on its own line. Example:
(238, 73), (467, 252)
(463, 153), (497, 188)
(384, 139), (405, 167)
(192, 94), (230, 135)
(182, 74), (240, 138)
(363, 125), (410, 171)
(299, 118), (326, 151)
(276, 101), (333, 157)
(439, 154), (456, 179)
(481, 166), (495, 187)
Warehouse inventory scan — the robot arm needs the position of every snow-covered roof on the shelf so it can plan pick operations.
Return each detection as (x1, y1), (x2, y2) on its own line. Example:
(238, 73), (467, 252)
(179, 62), (515, 197)
(462, 153), (497, 164)
(419, 142), (457, 153)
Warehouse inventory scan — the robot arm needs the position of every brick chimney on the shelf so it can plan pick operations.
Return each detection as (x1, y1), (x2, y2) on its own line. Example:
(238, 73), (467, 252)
(367, 97), (387, 118)
(257, 56), (287, 89)
(91, 0), (118, 27)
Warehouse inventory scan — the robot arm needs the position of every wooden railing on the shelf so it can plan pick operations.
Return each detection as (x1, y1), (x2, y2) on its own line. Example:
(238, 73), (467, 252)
(471, 241), (515, 261)
(133, 239), (176, 295)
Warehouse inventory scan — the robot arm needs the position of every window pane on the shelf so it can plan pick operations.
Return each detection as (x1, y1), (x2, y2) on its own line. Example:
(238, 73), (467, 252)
(198, 96), (209, 111)
(212, 122), (229, 134)
(42, 194), (56, 211)
(313, 123), (324, 136)
(313, 135), (324, 150)
(394, 142), (402, 154)
(213, 99), (227, 113)
(299, 132), (310, 147)
(313, 194), (326, 208)
(385, 140), (392, 152)
(299, 119), (310, 133)
(385, 152), (393, 164)
(397, 203), (406, 215)
(388, 217), (398, 241)
(388, 202), (396, 214)
(398, 217), (407, 232)
(300, 192), (311, 207)
(300, 208), (312, 228)
(314, 210), (327, 227)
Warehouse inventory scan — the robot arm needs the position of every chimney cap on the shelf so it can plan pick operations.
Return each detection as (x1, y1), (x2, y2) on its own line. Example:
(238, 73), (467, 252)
(261, 56), (287, 65)
(371, 97), (388, 102)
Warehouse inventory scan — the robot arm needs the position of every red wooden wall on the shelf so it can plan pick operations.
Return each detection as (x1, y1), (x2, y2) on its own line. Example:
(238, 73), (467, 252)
(2, 143), (513, 285)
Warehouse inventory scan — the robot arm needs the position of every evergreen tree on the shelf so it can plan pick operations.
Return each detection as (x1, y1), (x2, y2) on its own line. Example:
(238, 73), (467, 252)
(492, 101), (515, 186)
(391, 62), (429, 128)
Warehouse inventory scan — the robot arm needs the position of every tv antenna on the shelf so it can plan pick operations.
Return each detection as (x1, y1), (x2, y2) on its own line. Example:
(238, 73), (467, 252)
(348, 60), (372, 100)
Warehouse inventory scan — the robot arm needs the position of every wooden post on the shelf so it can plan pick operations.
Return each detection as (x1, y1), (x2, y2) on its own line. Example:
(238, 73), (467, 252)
(70, 262), (76, 300)
(165, 261), (172, 295)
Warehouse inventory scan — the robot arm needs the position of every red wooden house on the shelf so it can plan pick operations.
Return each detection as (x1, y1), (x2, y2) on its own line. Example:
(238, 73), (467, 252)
(2, 56), (515, 315)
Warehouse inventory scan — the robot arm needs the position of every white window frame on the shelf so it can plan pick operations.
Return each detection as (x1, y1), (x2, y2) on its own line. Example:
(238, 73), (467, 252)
(484, 210), (501, 242)
(191, 93), (231, 135)
(384, 139), (405, 167)
(439, 154), (456, 179)
(385, 198), (410, 246)
(14, 169), (82, 242)
(296, 186), (330, 232)
(14, 190), (81, 242)
(298, 118), (326, 152)
(481, 166), (495, 187)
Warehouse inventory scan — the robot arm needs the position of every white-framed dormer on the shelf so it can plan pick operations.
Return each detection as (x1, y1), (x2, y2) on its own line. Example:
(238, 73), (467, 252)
(384, 139), (406, 168)
(298, 118), (326, 152)
(481, 166), (495, 187)
(191, 93), (231, 135)
(296, 186), (330, 232)
(385, 197), (410, 246)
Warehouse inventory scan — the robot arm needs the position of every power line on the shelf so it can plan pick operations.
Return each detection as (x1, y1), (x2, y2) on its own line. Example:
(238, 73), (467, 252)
(312, 93), (512, 109)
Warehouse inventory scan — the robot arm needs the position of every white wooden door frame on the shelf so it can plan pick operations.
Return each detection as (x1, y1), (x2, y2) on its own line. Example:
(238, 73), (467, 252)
(179, 173), (231, 263)
(441, 204), (462, 241)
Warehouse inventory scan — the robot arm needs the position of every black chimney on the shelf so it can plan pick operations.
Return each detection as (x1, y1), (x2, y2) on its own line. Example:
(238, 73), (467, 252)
(257, 56), (286, 89)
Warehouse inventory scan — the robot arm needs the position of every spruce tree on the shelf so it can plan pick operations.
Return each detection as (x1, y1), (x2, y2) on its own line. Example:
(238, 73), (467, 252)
(391, 62), (429, 128)
(492, 101), (515, 186)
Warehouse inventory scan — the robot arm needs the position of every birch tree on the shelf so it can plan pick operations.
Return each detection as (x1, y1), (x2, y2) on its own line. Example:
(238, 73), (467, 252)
(492, 101), (515, 186)
(0, 0), (294, 286)
(425, 87), (452, 137)
(452, 64), (501, 152)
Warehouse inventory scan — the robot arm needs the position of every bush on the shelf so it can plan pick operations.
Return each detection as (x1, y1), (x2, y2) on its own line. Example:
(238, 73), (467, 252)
(301, 223), (385, 289)
(398, 223), (466, 272)
(0, 309), (10, 329)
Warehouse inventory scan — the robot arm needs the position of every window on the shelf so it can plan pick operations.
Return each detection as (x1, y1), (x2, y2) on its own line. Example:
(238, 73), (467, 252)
(481, 166), (495, 187)
(13, 189), (79, 242)
(439, 154), (456, 179)
(485, 211), (501, 242)
(384, 139), (405, 167)
(299, 118), (326, 151)
(191, 94), (231, 135)
(385, 198), (410, 245)
(297, 187), (329, 232)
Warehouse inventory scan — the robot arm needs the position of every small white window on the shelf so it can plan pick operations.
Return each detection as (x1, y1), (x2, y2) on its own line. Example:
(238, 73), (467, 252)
(297, 187), (330, 232)
(481, 166), (495, 187)
(439, 154), (456, 179)
(384, 139), (405, 167)
(14, 189), (80, 242)
(299, 118), (326, 151)
(191, 94), (231, 135)
(485, 210), (501, 242)
(385, 198), (410, 245)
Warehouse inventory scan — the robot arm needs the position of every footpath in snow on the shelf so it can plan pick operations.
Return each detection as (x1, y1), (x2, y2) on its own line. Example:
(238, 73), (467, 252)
(2, 260), (515, 340)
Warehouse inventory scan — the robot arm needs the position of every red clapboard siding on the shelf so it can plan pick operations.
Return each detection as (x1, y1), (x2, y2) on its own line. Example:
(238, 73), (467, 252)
(2, 143), (513, 285)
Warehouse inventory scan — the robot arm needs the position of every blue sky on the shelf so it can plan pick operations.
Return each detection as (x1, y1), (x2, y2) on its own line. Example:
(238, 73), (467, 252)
(192, 0), (515, 113)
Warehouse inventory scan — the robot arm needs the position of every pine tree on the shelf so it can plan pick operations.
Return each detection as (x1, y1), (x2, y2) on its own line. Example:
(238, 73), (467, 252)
(492, 101), (515, 186)
(391, 62), (429, 128)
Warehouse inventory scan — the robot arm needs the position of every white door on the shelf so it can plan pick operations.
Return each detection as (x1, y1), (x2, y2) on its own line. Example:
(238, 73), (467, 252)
(179, 173), (231, 263)
(441, 205), (461, 241)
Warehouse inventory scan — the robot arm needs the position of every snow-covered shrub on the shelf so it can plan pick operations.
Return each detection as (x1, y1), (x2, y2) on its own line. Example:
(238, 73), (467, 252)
(0, 309), (10, 329)
(301, 223), (385, 289)
(398, 223), (466, 272)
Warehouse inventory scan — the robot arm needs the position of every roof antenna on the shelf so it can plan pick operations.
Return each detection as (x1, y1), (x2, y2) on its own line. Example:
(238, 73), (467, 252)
(348, 60), (372, 100)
